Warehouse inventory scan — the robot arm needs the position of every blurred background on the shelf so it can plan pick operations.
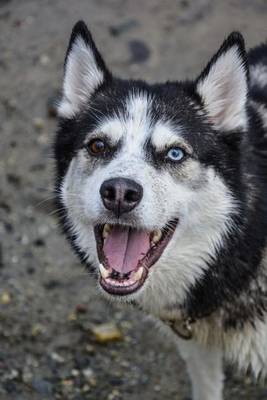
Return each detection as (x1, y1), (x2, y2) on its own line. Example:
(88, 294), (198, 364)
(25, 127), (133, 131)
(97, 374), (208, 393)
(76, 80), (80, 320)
(1, 0), (267, 399)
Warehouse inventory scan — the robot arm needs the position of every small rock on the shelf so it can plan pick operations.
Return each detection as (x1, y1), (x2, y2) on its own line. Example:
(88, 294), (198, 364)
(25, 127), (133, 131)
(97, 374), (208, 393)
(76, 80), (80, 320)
(82, 367), (94, 380)
(109, 20), (139, 36)
(1, 291), (11, 304)
(22, 370), (33, 384)
(43, 279), (60, 290)
(91, 322), (123, 343)
(68, 312), (77, 322)
(39, 54), (50, 66)
(107, 389), (120, 400)
(75, 303), (87, 314)
(31, 323), (45, 337)
(2, 97), (17, 114)
(33, 238), (45, 247)
(81, 384), (90, 393)
(3, 381), (17, 393)
(8, 369), (19, 380)
(154, 384), (161, 392)
(50, 352), (65, 364)
(88, 376), (97, 387)
(33, 117), (45, 131)
(71, 369), (80, 377)
(6, 173), (21, 187)
(61, 379), (74, 395)
(85, 344), (95, 354)
(21, 235), (30, 245)
(31, 378), (53, 396)
(128, 39), (150, 64)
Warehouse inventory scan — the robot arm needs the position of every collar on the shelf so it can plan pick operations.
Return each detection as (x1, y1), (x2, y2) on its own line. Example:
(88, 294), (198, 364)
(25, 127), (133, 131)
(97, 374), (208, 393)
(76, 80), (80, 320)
(162, 316), (195, 340)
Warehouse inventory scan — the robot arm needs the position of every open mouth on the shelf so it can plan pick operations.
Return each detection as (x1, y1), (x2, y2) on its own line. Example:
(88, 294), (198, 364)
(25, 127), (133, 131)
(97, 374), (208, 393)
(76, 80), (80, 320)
(94, 219), (178, 296)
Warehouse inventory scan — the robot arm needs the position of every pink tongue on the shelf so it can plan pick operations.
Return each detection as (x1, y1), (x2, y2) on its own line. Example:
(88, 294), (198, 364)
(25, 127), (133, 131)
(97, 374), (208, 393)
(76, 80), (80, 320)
(103, 226), (150, 273)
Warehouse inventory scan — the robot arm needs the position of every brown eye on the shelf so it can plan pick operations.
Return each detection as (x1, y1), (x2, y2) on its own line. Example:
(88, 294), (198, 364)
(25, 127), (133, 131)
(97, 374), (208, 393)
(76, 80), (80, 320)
(88, 139), (106, 155)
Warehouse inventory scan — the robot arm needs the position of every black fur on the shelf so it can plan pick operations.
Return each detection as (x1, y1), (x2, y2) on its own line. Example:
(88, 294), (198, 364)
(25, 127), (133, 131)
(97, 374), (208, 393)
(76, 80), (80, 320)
(54, 21), (267, 330)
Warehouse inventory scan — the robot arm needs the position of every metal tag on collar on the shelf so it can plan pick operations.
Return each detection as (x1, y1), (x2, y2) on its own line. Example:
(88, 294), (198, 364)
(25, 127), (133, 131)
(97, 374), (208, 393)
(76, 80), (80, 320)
(167, 318), (194, 340)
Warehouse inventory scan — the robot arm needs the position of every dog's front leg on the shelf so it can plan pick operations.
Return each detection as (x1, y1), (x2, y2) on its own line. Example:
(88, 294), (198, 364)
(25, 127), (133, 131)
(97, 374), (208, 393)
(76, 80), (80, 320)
(177, 338), (224, 400)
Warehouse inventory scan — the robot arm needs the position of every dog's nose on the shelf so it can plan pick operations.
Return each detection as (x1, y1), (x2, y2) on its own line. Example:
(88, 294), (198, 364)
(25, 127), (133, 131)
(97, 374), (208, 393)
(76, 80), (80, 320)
(100, 178), (143, 216)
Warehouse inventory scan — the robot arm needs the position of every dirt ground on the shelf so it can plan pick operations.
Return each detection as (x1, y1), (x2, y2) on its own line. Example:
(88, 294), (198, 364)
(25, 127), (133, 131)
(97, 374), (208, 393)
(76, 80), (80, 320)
(1, 0), (267, 399)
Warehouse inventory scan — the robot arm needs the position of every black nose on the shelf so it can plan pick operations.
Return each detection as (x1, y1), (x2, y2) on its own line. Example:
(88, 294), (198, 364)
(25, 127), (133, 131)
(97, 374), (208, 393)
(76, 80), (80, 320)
(100, 178), (143, 217)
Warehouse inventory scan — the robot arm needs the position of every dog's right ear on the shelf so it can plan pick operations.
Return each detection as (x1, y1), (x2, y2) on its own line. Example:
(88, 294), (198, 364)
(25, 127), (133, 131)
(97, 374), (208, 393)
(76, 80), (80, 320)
(58, 21), (111, 118)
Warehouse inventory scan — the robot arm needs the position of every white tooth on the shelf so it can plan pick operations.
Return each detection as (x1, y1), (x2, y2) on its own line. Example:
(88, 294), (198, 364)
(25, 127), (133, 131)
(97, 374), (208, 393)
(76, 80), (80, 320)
(103, 224), (112, 239)
(99, 263), (109, 279)
(133, 267), (144, 281)
(152, 229), (162, 244)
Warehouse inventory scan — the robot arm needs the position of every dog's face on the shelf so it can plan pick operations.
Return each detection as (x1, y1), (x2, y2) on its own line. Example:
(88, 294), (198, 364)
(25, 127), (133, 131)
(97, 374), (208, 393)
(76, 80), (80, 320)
(55, 22), (248, 314)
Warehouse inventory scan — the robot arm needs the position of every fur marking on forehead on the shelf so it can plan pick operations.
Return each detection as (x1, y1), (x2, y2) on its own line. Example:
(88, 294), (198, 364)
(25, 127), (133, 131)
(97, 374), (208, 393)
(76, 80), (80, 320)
(98, 92), (153, 149)
(152, 122), (192, 152)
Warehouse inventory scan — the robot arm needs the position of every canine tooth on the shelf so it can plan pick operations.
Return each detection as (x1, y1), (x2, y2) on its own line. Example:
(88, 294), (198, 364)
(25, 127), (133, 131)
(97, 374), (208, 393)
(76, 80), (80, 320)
(99, 263), (109, 279)
(133, 267), (144, 281)
(152, 229), (162, 244)
(103, 224), (112, 239)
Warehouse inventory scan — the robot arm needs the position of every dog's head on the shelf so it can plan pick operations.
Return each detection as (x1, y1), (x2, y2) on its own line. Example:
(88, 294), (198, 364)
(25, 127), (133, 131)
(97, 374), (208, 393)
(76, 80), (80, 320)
(55, 21), (248, 315)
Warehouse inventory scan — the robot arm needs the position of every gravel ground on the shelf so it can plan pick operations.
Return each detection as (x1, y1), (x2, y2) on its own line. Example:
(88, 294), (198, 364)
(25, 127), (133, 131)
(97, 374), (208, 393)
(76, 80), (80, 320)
(1, 0), (267, 399)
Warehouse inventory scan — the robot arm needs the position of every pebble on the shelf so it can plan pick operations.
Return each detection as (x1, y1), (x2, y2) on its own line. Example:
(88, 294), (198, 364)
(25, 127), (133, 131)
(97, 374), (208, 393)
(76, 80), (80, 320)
(50, 352), (65, 364)
(61, 379), (74, 393)
(85, 344), (95, 354)
(107, 389), (121, 400)
(1, 291), (11, 305)
(81, 384), (91, 393)
(109, 19), (139, 36)
(7, 369), (19, 380)
(128, 39), (150, 63)
(68, 312), (77, 322)
(75, 303), (87, 314)
(154, 384), (161, 392)
(31, 378), (53, 396)
(31, 323), (45, 337)
(91, 322), (123, 343)
(71, 369), (80, 377)
(82, 367), (94, 380)
(39, 54), (51, 66)
(22, 370), (33, 384)
(33, 117), (45, 131)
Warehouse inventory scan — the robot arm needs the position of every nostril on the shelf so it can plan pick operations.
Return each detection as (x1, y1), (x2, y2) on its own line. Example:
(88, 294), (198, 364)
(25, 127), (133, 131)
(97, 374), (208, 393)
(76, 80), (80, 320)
(124, 189), (140, 203)
(103, 186), (116, 201)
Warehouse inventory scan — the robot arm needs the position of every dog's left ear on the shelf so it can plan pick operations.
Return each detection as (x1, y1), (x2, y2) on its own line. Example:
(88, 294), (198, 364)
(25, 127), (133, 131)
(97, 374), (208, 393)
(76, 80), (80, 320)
(196, 32), (249, 131)
(58, 21), (111, 118)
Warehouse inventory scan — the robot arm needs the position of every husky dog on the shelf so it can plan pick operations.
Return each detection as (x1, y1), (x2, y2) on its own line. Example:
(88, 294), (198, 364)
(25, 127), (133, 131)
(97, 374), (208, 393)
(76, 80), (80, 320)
(54, 20), (267, 400)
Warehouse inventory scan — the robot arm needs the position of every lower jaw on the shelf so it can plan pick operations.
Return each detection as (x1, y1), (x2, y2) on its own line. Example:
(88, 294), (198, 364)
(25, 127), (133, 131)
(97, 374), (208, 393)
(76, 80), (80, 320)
(99, 275), (146, 296)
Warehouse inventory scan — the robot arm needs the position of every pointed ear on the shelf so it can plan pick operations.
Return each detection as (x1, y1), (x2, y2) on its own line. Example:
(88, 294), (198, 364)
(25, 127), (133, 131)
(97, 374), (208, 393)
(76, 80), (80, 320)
(58, 21), (111, 118)
(196, 32), (249, 131)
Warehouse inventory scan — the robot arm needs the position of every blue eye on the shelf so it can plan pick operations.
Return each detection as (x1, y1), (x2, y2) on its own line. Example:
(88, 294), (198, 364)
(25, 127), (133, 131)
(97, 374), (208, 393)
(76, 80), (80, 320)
(166, 147), (185, 162)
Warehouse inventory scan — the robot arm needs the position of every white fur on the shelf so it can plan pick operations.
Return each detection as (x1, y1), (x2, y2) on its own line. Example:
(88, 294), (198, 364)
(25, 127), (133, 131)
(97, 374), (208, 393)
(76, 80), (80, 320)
(96, 93), (153, 150)
(181, 310), (267, 380)
(197, 45), (248, 131)
(61, 92), (238, 312)
(152, 122), (193, 153)
(255, 103), (267, 130)
(177, 339), (224, 400)
(250, 64), (267, 89)
(224, 317), (267, 378)
(59, 90), (267, 399)
(58, 37), (104, 118)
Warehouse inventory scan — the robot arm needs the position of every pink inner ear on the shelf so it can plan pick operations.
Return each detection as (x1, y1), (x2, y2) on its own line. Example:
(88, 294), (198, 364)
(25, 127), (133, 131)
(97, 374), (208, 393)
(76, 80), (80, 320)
(103, 226), (151, 273)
